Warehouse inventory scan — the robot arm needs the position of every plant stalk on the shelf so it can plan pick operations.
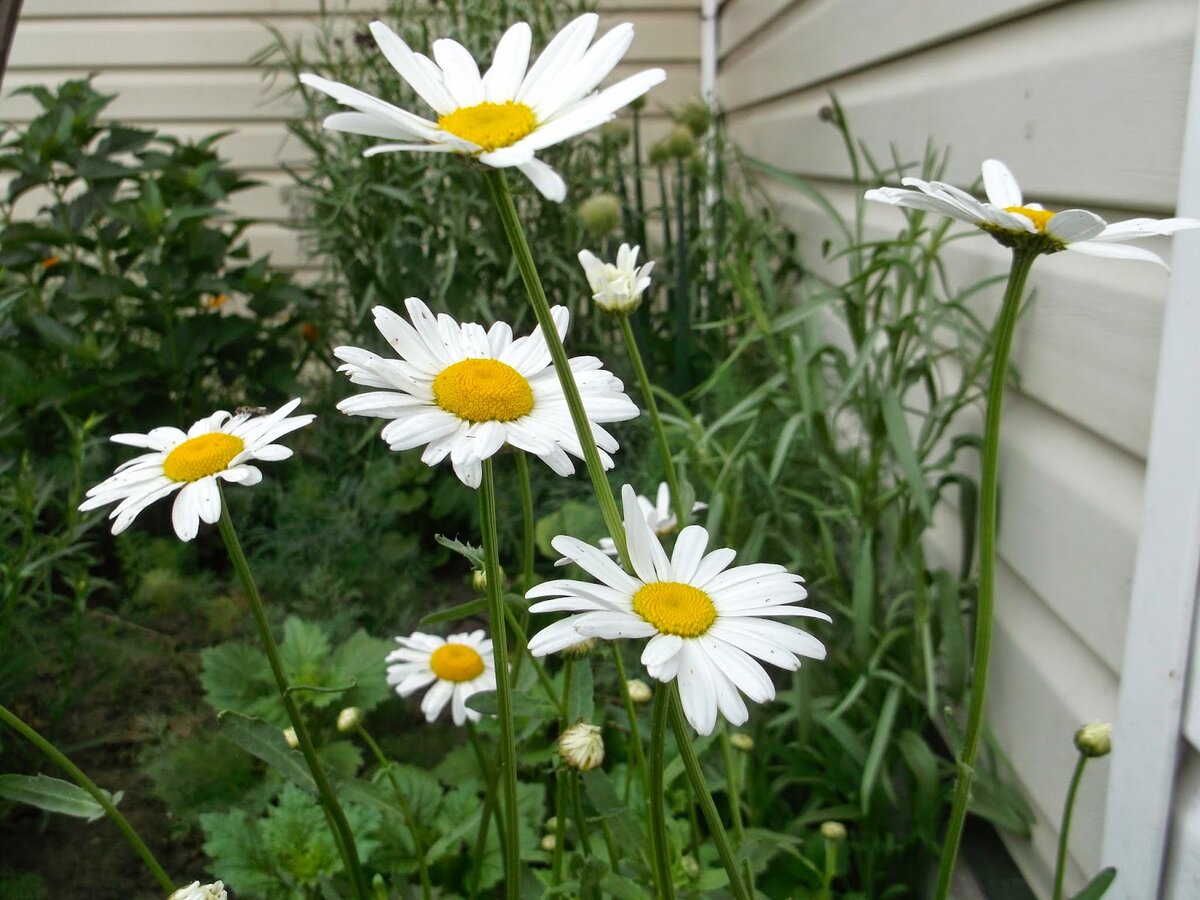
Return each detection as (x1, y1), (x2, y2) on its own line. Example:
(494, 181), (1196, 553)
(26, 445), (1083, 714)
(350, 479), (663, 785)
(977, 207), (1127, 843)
(216, 500), (369, 900)
(466, 721), (501, 900)
(609, 644), (650, 803)
(650, 687), (677, 900)
(479, 458), (521, 898)
(0, 704), (174, 893)
(933, 248), (1038, 898)
(1053, 753), (1090, 900)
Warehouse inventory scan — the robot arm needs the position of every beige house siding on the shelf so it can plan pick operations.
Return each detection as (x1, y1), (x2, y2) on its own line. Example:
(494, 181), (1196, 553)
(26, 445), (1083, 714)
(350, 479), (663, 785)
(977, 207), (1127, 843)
(719, 0), (1196, 896)
(3, 0), (701, 270)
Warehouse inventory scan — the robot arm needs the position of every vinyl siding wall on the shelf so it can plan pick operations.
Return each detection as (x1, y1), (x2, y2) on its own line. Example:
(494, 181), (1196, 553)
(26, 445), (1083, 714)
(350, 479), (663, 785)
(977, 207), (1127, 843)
(2, 0), (701, 272)
(717, 0), (1197, 896)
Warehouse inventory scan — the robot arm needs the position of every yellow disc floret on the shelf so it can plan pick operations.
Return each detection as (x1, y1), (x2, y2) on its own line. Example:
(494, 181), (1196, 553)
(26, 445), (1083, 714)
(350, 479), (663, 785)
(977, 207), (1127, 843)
(162, 433), (245, 482)
(1004, 206), (1054, 233)
(633, 581), (717, 638)
(438, 101), (538, 152)
(432, 358), (534, 423)
(430, 643), (485, 682)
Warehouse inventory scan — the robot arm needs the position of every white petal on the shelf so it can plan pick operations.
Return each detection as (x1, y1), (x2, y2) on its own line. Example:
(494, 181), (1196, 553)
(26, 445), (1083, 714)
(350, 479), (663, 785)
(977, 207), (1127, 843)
(516, 158), (566, 202)
(551, 535), (640, 592)
(432, 38), (485, 108)
(191, 477), (222, 525)
(670, 525), (709, 584)
(572, 611), (658, 640)
(865, 187), (984, 225)
(171, 482), (203, 542)
(675, 642), (718, 735)
(622, 484), (672, 582)
(1091, 216), (1200, 242)
(517, 13), (599, 110)
(321, 111), (423, 141)
(533, 23), (633, 117)
(1046, 209), (1106, 243)
(641, 633), (683, 667)
(1065, 240), (1169, 269)
(981, 159), (1022, 208)
(421, 680), (454, 722)
(482, 22), (531, 102)
(699, 634), (775, 703)
(368, 21), (457, 114)
(691, 548), (737, 589)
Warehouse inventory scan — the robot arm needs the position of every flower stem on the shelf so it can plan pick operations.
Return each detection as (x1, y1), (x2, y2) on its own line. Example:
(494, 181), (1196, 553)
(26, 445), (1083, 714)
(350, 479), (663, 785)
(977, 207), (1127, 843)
(719, 728), (754, 893)
(650, 686), (677, 900)
(667, 685), (751, 900)
(466, 721), (501, 900)
(618, 314), (687, 526)
(483, 169), (628, 564)
(551, 763), (568, 885)
(609, 645), (649, 803)
(515, 451), (535, 591)
(356, 725), (433, 900)
(0, 704), (174, 893)
(933, 248), (1038, 898)
(1053, 753), (1090, 900)
(569, 769), (593, 856)
(216, 500), (368, 900)
(479, 458), (521, 898)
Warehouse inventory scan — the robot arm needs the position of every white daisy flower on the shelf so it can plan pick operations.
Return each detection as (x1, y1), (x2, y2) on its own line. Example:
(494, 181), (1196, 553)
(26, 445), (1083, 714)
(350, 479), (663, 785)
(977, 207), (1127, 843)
(586, 482), (706, 561)
(385, 630), (496, 726)
(334, 298), (639, 489)
(79, 400), (314, 542)
(578, 242), (654, 313)
(299, 14), (666, 202)
(169, 882), (227, 900)
(528, 485), (829, 735)
(865, 159), (1200, 267)
(558, 722), (605, 771)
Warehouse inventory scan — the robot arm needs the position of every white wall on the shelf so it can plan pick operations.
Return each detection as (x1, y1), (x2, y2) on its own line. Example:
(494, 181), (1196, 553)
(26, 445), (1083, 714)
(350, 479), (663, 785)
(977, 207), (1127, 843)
(717, 0), (1197, 895)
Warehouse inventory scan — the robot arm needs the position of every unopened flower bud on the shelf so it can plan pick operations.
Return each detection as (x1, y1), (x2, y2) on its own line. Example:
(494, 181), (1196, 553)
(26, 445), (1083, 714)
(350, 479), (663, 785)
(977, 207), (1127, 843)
(649, 139), (671, 167)
(820, 821), (847, 842)
(666, 125), (696, 159)
(560, 637), (596, 658)
(677, 99), (712, 138)
(626, 678), (652, 704)
(680, 855), (700, 878)
(559, 722), (605, 772)
(600, 120), (631, 147)
(729, 732), (754, 752)
(577, 193), (622, 237)
(628, 94), (647, 112)
(540, 833), (557, 852)
(472, 567), (505, 593)
(544, 816), (558, 833)
(1074, 722), (1113, 758)
(282, 727), (298, 750)
(336, 707), (362, 733)
(170, 881), (228, 900)
(686, 153), (707, 180)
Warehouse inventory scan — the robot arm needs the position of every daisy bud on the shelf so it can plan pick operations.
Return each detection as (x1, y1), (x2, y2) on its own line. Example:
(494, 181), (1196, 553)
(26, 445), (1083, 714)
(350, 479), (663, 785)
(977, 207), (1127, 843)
(729, 732), (754, 752)
(666, 125), (696, 159)
(472, 567), (505, 593)
(677, 99), (712, 137)
(686, 153), (707, 180)
(282, 727), (298, 750)
(649, 139), (671, 167)
(578, 193), (622, 237)
(559, 722), (605, 772)
(544, 816), (558, 832)
(169, 881), (228, 900)
(629, 94), (648, 112)
(560, 637), (597, 658)
(540, 833), (557, 852)
(336, 707), (362, 733)
(681, 855), (700, 879)
(1074, 722), (1113, 758)
(601, 120), (631, 147)
(626, 678), (652, 704)
(820, 821), (847, 842)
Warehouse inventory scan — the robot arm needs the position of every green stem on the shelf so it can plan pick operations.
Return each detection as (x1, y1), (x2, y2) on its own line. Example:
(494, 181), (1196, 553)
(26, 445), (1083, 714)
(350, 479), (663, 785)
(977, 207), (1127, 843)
(569, 770), (593, 856)
(672, 157), (691, 395)
(483, 168), (628, 565)
(818, 837), (838, 900)
(618, 314), (687, 527)
(933, 248), (1039, 898)
(1053, 754), (1090, 900)
(503, 604), (560, 709)
(668, 685), (752, 900)
(216, 501), (369, 900)
(479, 459), (521, 898)
(720, 729), (754, 893)
(515, 452), (535, 591)
(357, 726), (433, 900)
(0, 704), (174, 893)
(610, 645), (649, 803)
(467, 721), (501, 900)
(650, 687), (677, 900)
(551, 764), (568, 885)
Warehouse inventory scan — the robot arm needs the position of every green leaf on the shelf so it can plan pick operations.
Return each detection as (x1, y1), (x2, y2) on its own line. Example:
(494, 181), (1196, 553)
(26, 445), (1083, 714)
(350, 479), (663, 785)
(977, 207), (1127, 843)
(851, 532), (875, 663)
(327, 630), (392, 713)
(0, 773), (120, 822)
(535, 501), (607, 560)
(880, 388), (932, 522)
(418, 596), (487, 627)
(200, 640), (278, 723)
(279, 617), (332, 689)
(218, 711), (315, 792)
(434, 534), (483, 568)
(465, 690), (558, 719)
(860, 683), (902, 813)
(1071, 867), (1117, 900)
(567, 660), (594, 724)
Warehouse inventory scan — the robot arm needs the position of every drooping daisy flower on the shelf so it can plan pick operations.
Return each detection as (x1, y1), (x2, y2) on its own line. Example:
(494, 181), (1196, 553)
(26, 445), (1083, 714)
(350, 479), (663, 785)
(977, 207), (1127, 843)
(335, 298), (639, 488)
(169, 882), (227, 900)
(385, 630), (496, 726)
(79, 400), (314, 542)
(299, 14), (666, 202)
(528, 485), (829, 735)
(865, 159), (1199, 267)
(577, 243), (654, 314)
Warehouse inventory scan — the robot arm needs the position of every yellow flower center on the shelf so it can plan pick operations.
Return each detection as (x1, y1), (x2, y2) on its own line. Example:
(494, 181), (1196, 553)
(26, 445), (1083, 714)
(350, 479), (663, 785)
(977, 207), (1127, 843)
(162, 433), (245, 482)
(432, 358), (534, 423)
(438, 101), (538, 152)
(430, 643), (485, 682)
(632, 581), (717, 638)
(1004, 206), (1054, 233)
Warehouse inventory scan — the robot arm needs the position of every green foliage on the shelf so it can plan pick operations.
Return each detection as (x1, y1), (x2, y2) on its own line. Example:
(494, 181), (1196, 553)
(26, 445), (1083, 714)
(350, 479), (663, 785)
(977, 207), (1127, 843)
(0, 773), (121, 822)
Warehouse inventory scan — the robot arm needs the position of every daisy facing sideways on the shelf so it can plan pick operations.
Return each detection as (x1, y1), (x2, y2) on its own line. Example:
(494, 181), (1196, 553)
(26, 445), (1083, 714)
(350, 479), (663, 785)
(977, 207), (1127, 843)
(335, 298), (639, 488)
(386, 630), (496, 726)
(866, 158), (1199, 267)
(528, 485), (829, 735)
(299, 14), (666, 201)
(577, 242), (655, 314)
(79, 400), (314, 542)
(593, 481), (705, 559)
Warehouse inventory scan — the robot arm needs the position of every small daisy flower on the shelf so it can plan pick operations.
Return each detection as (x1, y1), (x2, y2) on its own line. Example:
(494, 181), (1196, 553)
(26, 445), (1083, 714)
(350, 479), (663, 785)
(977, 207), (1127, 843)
(386, 630), (496, 726)
(299, 14), (666, 202)
(79, 400), (314, 542)
(169, 882), (227, 900)
(558, 722), (605, 771)
(335, 298), (639, 489)
(578, 243), (654, 314)
(592, 482), (705, 558)
(528, 485), (829, 735)
(865, 159), (1200, 266)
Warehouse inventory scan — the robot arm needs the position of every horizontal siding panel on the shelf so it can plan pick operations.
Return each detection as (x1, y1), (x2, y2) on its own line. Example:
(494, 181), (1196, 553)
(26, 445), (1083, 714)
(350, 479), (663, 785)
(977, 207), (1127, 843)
(718, 0), (1061, 104)
(8, 13), (699, 70)
(244, 222), (307, 269)
(769, 179), (1168, 459)
(1163, 748), (1200, 899)
(0, 62), (698, 122)
(24, 0), (697, 16)
(723, 0), (1194, 211)
(717, 0), (789, 59)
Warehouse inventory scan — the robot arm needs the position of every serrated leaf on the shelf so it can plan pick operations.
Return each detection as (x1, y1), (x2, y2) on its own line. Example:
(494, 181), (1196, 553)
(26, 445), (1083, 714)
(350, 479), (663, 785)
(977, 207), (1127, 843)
(0, 773), (120, 822)
(327, 630), (392, 713)
(434, 534), (483, 568)
(279, 617), (332, 689)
